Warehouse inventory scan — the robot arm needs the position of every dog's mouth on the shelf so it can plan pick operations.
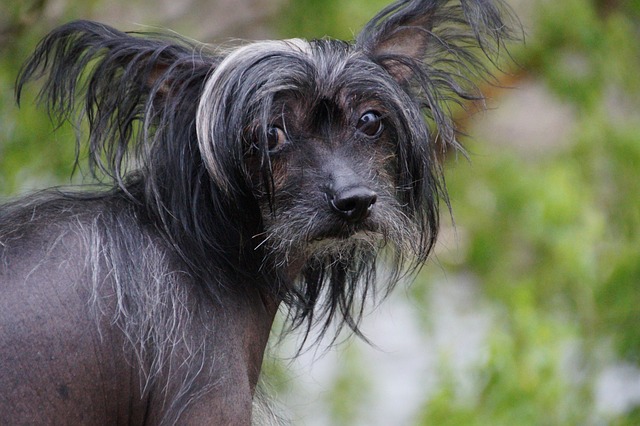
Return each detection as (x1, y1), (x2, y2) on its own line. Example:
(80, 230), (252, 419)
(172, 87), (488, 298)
(308, 219), (379, 242)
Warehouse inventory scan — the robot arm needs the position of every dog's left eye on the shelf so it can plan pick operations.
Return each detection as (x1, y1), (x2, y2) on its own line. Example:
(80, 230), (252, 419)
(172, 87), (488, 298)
(357, 111), (384, 138)
(266, 126), (287, 152)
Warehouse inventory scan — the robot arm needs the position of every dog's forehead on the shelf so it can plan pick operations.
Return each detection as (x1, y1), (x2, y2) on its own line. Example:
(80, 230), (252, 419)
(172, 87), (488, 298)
(242, 38), (394, 108)
(222, 38), (372, 93)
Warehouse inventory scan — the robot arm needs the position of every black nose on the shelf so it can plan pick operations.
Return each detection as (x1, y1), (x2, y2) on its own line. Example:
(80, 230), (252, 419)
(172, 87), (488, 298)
(329, 187), (377, 222)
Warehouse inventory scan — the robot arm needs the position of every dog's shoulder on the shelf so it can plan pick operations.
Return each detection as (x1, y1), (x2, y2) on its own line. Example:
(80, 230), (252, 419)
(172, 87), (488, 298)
(0, 189), (165, 285)
(2, 186), (152, 236)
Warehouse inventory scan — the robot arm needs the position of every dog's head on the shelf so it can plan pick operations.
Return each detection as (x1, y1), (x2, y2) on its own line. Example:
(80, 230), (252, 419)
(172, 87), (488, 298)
(195, 0), (515, 337)
(17, 0), (515, 340)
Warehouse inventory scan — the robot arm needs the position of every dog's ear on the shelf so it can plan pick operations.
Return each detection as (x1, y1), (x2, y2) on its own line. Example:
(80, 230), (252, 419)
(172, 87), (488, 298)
(356, 1), (435, 82)
(16, 20), (216, 100)
(355, 0), (516, 157)
(16, 20), (219, 185)
(356, 0), (515, 84)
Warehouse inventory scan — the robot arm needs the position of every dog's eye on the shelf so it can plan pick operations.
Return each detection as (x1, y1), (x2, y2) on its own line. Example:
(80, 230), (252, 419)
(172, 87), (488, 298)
(357, 111), (384, 138)
(266, 126), (287, 152)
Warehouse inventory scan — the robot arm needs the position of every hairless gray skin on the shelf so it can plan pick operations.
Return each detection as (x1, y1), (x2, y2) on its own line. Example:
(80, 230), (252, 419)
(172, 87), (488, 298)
(0, 1), (514, 424)
(1, 200), (273, 423)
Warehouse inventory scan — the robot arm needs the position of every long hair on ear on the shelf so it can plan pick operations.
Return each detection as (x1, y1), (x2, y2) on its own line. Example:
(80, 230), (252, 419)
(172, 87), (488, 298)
(15, 21), (271, 298)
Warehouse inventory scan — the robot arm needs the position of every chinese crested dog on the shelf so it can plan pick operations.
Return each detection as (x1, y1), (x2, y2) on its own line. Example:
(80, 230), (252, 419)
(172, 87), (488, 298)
(0, 0), (515, 424)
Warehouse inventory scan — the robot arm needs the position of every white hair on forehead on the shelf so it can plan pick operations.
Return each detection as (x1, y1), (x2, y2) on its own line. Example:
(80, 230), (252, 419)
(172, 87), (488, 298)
(196, 38), (311, 189)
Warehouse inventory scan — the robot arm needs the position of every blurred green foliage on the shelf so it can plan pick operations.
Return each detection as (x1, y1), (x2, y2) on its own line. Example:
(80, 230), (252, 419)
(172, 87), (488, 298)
(277, 0), (390, 40)
(416, 0), (640, 423)
(1, 0), (639, 425)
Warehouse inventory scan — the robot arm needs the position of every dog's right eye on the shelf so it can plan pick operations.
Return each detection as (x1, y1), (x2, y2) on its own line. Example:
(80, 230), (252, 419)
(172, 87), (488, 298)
(266, 126), (287, 152)
(357, 111), (384, 138)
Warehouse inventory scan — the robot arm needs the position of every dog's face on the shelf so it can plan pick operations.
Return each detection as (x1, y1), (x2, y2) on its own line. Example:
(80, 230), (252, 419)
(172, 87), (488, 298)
(196, 37), (441, 286)
(197, 40), (432, 273)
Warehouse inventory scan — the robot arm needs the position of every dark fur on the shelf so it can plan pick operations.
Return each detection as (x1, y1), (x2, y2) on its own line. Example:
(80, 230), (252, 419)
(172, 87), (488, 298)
(1, 1), (516, 424)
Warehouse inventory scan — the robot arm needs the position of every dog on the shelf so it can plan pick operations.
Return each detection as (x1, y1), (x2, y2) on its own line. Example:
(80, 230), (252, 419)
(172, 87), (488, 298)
(0, 0), (515, 424)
